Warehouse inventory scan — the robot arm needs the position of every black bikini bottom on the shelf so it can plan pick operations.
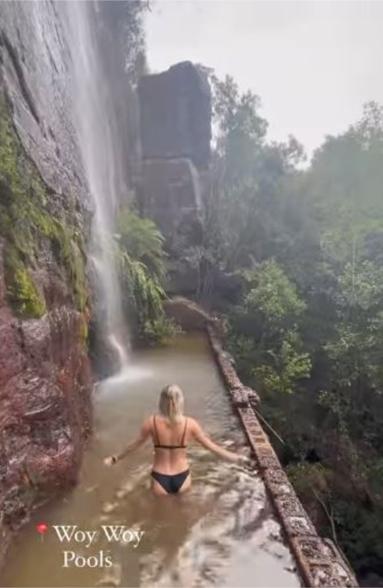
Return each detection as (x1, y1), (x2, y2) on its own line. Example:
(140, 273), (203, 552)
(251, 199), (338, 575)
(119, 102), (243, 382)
(151, 469), (190, 494)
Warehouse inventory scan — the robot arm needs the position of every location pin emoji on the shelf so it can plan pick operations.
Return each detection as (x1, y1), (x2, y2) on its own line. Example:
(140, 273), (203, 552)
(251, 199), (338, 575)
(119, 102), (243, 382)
(36, 522), (48, 542)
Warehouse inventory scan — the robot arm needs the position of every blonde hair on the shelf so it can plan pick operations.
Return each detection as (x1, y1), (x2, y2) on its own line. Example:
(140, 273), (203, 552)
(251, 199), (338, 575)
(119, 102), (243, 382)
(159, 384), (184, 424)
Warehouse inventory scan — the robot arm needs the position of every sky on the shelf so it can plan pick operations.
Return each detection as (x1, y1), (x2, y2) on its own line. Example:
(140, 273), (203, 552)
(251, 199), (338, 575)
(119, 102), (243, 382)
(145, 0), (383, 158)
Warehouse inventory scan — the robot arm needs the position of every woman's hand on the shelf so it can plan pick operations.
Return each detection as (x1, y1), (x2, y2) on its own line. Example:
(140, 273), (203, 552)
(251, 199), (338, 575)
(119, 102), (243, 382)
(103, 420), (152, 467)
(191, 418), (255, 464)
(233, 453), (252, 465)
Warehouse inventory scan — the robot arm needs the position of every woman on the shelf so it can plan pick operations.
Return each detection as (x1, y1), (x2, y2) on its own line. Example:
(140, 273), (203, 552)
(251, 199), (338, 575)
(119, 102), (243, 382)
(104, 384), (250, 496)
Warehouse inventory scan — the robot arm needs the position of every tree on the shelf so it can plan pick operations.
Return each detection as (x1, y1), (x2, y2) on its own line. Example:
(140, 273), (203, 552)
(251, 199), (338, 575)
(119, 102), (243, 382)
(229, 260), (311, 396)
(209, 71), (383, 577)
(208, 74), (306, 271)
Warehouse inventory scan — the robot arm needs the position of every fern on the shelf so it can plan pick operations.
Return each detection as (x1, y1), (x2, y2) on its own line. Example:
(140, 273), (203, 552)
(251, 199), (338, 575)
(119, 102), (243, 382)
(114, 210), (174, 344)
(116, 209), (167, 282)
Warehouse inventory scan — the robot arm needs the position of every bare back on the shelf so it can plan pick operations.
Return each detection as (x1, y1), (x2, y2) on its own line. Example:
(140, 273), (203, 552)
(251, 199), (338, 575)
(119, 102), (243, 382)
(150, 414), (190, 475)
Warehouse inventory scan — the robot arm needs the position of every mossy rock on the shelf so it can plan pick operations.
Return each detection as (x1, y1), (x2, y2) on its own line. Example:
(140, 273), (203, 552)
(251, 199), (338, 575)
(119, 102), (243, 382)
(0, 92), (88, 317)
(5, 247), (46, 319)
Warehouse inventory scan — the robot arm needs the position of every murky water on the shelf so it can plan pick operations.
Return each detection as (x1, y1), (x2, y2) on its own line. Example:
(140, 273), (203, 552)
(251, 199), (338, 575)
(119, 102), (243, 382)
(1, 334), (300, 588)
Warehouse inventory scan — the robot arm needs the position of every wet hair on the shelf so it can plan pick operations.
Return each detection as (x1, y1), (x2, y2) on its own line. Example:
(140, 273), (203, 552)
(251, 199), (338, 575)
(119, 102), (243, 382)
(159, 384), (184, 424)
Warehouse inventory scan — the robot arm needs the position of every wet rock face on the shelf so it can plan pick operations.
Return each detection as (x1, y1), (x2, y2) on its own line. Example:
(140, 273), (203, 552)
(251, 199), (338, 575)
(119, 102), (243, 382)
(0, 1), (89, 208)
(0, 1), (92, 559)
(138, 62), (211, 169)
(138, 62), (212, 296)
(0, 263), (91, 521)
(140, 158), (204, 252)
(139, 156), (205, 295)
(140, 158), (203, 295)
(0, 230), (92, 523)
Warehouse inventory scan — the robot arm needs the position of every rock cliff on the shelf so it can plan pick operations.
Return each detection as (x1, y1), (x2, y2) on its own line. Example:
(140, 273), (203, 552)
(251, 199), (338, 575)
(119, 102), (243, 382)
(138, 61), (211, 169)
(0, 1), (91, 562)
(137, 62), (211, 295)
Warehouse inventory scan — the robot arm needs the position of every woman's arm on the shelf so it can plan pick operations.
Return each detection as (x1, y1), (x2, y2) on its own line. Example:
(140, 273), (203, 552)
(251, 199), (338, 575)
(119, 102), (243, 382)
(190, 419), (249, 463)
(104, 418), (152, 466)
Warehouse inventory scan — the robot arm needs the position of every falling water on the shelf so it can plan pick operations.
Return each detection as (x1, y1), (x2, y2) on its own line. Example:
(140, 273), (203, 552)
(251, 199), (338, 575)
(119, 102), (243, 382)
(63, 1), (129, 371)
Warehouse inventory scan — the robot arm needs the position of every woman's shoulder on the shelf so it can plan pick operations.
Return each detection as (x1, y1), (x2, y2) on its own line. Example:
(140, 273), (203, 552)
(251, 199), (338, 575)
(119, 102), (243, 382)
(143, 414), (155, 428)
(185, 416), (199, 430)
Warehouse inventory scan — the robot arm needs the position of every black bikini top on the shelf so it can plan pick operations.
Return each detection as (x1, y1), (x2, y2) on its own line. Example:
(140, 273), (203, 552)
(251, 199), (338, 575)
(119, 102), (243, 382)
(152, 415), (188, 449)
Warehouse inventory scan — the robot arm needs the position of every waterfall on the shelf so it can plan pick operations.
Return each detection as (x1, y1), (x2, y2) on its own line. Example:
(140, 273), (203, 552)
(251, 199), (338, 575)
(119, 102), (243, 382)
(62, 1), (129, 372)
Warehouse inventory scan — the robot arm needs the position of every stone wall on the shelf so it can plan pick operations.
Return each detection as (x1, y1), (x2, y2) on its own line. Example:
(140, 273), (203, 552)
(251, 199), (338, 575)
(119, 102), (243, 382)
(164, 296), (212, 331)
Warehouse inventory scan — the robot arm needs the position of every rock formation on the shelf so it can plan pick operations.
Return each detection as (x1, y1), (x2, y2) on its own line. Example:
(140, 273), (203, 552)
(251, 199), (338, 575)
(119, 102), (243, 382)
(138, 61), (211, 169)
(0, 1), (92, 563)
(137, 62), (211, 295)
(140, 158), (203, 252)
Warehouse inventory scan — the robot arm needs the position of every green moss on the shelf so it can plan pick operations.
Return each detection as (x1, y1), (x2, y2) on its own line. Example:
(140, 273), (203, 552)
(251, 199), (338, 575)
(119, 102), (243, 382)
(79, 315), (89, 345)
(0, 92), (88, 316)
(4, 246), (46, 319)
(52, 221), (87, 311)
(9, 269), (46, 318)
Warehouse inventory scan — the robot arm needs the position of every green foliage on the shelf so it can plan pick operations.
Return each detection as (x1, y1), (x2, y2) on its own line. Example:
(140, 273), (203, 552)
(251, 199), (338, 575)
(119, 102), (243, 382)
(243, 260), (306, 329)
(212, 74), (268, 186)
(335, 260), (383, 312)
(116, 208), (166, 281)
(0, 93), (87, 315)
(47, 218), (87, 312)
(287, 462), (332, 499)
(313, 258), (383, 466)
(79, 315), (89, 345)
(209, 70), (383, 579)
(305, 101), (383, 268)
(332, 500), (383, 574)
(253, 331), (311, 395)
(5, 249), (46, 319)
(119, 251), (165, 320)
(115, 210), (175, 345)
(228, 260), (311, 396)
(207, 75), (306, 271)
(141, 317), (181, 347)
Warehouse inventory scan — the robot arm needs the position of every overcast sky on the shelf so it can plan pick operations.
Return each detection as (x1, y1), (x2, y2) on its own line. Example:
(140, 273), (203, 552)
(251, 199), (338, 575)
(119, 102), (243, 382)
(145, 1), (383, 158)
